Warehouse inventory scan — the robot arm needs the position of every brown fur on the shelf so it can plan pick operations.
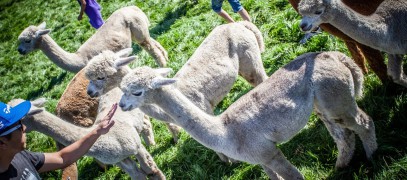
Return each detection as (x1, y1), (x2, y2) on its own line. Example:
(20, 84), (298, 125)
(289, 0), (389, 82)
(56, 70), (99, 127)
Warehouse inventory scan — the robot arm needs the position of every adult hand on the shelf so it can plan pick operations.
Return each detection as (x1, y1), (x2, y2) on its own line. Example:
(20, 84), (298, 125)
(96, 103), (117, 135)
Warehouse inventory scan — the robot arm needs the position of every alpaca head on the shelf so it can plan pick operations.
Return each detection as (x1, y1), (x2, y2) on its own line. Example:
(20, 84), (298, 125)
(84, 48), (136, 98)
(7, 98), (46, 133)
(298, 0), (332, 32)
(119, 66), (176, 111)
(17, 22), (51, 55)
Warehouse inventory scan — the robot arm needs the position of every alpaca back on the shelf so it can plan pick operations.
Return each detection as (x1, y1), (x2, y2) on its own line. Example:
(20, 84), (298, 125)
(174, 22), (266, 112)
(77, 6), (149, 59)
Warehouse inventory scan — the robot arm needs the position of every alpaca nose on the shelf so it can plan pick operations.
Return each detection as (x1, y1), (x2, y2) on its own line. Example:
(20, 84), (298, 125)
(119, 102), (126, 108)
(87, 90), (99, 97)
(17, 47), (26, 54)
(299, 22), (311, 32)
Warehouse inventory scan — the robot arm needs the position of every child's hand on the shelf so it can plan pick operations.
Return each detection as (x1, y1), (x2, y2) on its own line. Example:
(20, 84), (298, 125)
(96, 103), (117, 135)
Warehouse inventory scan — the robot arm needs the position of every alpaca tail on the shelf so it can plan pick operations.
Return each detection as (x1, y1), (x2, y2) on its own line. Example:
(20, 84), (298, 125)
(238, 21), (265, 53)
(336, 52), (364, 98)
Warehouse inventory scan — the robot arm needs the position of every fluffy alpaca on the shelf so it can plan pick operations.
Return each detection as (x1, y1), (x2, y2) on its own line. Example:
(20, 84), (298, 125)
(82, 49), (179, 143)
(17, 7), (168, 178)
(8, 98), (165, 180)
(298, 0), (407, 87)
(119, 51), (377, 179)
(289, 0), (388, 82)
(17, 6), (167, 72)
(83, 21), (268, 162)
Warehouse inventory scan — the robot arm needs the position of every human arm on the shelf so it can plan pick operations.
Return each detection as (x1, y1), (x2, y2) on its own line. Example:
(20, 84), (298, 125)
(37, 103), (117, 173)
(78, 0), (86, 20)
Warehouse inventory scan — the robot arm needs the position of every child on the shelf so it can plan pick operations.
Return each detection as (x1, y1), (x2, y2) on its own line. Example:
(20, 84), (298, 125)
(212, 0), (251, 23)
(77, 0), (104, 29)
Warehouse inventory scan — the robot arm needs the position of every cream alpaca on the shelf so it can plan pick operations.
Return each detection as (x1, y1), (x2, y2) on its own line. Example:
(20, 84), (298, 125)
(119, 51), (377, 179)
(83, 49), (178, 143)
(17, 6), (167, 72)
(298, 0), (407, 87)
(8, 98), (165, 180)
(84, 21), (268, 161)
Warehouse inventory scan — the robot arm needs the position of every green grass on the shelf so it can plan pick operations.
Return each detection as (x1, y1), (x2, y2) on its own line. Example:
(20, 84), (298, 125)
(1, 0), (407, 179)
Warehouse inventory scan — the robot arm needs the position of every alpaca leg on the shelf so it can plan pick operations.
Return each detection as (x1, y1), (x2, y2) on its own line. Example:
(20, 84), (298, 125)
(135, 145), (166, 179)
(149, 38), (169, 66)
(164, 122), (181, 143)
(238, 49), (268, 86)
(116, 158), (147, 180)
(260, 165), (282, 180)
(387, 54), (407, 88)
(216, 152), (238, 163)
(356, 43), (389, 82)
(139, 38), (168, 68)
(343, 108), (377, 159)
(141, 115), (156, 146)
(318, 113), (356, 168)
(262, 147), (304, 180)
(344, 41), (368, 74)
(57, 143), (78, 180)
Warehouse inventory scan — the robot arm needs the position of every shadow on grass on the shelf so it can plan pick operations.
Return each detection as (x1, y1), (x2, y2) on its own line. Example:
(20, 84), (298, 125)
(27, 71), (67, 100)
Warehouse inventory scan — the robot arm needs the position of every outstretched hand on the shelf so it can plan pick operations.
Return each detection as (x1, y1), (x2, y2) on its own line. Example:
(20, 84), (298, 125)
(96, 103), (117, 135)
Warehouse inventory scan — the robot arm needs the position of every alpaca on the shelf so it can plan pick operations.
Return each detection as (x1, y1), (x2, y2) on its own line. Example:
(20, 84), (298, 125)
(82, 48), (180, 144)
(118, 51), (377, 179)
(298, 0), (407, 87)
(289, 0), (388, 82)
(83, 21), (268, 162)
(8, 98), (165, 180)
(17, 6), (167, 72)
(18, 6), (169, 178)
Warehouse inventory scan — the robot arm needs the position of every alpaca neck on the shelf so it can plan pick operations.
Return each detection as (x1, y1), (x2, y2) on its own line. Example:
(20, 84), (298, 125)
(328, 0), (388, 51)
(30, 110), (90, 146)
(154, 86), (225, 149)
(39, 35), (87, 72)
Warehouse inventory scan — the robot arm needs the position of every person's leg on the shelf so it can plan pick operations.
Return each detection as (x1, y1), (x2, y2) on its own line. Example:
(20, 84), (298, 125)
(212, 0), (235, 23)
(229, 0), (251, 21)
(237, 8), (251, 21)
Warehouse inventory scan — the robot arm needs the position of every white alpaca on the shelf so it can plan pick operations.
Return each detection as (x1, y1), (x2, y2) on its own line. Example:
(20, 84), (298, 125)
(84, 21), (268, 161)
(83, 49), (181, 143)
(17, 6), (167, 72)
(298, 0), (407, 87)
(8, 98), (165, 180)
(118, 51), (377, 179)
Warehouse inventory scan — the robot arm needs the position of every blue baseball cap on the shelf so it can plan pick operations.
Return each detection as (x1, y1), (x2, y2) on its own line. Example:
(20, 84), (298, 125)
(0, 101), (31, 136)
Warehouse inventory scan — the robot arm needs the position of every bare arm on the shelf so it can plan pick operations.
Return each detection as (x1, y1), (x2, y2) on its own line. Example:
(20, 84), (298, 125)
(78, 0), (86, 20)
(38, 103), (117, 173)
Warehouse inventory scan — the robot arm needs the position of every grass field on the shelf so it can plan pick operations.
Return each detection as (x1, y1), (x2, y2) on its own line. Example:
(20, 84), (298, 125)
(1, 0), (407, 179)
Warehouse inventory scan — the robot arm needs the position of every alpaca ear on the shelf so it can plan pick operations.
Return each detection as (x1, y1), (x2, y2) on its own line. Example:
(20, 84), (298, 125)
(27, 107), (43, 116)
(35, 29), (50, 37)
(115, 48), (133, 58)
(155, 68), (173, 77)
(38, 22), (46, 29)
(31, 98), (47, 107)
(151, 77), (177, 89)
(114, 56), (137, 69)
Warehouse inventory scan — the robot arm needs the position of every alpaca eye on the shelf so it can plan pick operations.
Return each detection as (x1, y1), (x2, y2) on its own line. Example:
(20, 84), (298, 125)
(315, 10), (323, 15)
(25, 40), (31, 43)
(132, 92), (142, 96)
(97, 77), (105, 80)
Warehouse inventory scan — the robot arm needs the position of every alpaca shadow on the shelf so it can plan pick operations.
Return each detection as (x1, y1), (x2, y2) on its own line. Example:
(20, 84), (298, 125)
(164, 136), (246, 179)
(26, 71), (67, 100)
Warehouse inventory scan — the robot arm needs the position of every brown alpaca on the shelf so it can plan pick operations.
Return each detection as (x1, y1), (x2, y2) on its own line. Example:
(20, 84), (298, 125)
(289, 0), (389, 82)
